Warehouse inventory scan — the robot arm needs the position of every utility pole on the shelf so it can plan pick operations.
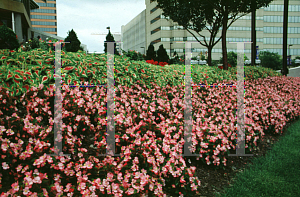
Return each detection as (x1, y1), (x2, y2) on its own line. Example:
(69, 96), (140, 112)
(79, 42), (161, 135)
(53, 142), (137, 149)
(282, 0), (289, 76)
(251, 0), (256, 67)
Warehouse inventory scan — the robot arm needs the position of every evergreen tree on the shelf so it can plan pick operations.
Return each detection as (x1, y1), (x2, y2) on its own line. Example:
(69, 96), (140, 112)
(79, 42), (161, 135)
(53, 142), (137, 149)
(156, 44), (169, 63)
(104, 30), (119, 55)
(146, 44), (156, 61)
(64, 29), (81, 52)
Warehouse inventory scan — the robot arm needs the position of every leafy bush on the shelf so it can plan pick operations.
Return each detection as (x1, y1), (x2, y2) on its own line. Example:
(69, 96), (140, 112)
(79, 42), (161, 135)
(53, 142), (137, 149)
(191, 56), (198, 60)
(122, 49), (145, 61)
(0, 24), (20, 50)
(259, 51), (282, 71)
(211, 60), (219, 67)
(219, 52), (249, 67)
(29, 37), (40, 49)
(64, 29), (82, 53)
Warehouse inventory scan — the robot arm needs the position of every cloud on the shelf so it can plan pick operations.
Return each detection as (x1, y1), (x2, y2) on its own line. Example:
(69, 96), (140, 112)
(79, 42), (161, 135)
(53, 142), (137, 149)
(57, 0), (146, 53)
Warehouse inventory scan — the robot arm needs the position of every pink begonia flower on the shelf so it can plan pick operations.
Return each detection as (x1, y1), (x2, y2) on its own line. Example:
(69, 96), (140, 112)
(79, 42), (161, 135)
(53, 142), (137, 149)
(85, 161), (93, 169)
(2, 162), (9, 170)
(23, 187), (30, 195)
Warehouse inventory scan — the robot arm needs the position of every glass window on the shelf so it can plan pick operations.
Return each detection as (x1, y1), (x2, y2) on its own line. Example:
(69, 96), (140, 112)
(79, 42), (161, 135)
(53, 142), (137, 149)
(161, 38), (170, 42)
(31, 21), (56, 26)
(31, 15), (56, 19)
(290, 27), (294, 34)
(31, 9), (56, 13)
(33, 27), (56, 32)
(36, 3), (56, 7)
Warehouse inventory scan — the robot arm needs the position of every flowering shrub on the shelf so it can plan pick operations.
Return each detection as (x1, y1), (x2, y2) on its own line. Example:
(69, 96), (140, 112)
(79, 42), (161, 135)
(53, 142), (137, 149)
(146, 59), (168, 67)
(0, 51), (296, 196)
(41, 38), (66, 52)
(218, 64), (232, 70)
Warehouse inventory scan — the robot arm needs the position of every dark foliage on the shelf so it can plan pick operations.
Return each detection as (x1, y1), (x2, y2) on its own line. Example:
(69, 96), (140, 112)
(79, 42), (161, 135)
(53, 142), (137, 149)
(64, 29), (82, 52)
(0, 24), (20, 50)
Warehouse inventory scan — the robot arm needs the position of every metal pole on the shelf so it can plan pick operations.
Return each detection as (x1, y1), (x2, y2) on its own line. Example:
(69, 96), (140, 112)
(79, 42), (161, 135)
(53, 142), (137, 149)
(12, 12), (15, 33)
(289, 45), (290, 67)
(251, 0), (256, 67)
(282, 0), (289, 76)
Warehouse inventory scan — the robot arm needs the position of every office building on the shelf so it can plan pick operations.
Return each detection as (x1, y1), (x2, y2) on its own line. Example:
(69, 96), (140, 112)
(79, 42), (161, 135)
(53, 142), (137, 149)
(30, 0), (57, 35)
(0, 0), (87, 53)
(121, 0), (300, 61)
(0, 0), (46, 43)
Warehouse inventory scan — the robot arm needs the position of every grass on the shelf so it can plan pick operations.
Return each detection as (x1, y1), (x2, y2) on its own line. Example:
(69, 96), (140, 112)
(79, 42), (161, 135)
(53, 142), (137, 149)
(212, 117), (300, 197)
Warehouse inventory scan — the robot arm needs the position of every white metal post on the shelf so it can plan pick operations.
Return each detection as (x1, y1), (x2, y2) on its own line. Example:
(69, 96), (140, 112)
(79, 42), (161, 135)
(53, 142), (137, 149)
(12, 12), (15, 33)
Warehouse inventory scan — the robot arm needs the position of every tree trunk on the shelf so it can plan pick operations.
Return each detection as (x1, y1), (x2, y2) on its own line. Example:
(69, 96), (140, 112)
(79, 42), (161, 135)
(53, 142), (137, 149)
(207, 46), (212, 66)
(222, 9), (228, 70)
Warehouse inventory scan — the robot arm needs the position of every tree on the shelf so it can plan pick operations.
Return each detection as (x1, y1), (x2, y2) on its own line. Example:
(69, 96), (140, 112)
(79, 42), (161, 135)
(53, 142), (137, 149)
(146, 44), (157, 61)
(155, 0), (273, 70)
(156, 44), (169, 63)
(104, 30), (119, 55)
(64, 29), (81, 52)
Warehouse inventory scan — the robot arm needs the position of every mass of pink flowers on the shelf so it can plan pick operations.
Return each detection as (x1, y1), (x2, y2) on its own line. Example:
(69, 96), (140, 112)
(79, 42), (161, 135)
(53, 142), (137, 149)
(0, 75), (299, 196)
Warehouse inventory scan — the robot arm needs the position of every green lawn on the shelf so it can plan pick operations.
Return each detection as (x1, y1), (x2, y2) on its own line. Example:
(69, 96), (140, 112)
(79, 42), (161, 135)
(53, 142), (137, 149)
(215, 118), (300, 197)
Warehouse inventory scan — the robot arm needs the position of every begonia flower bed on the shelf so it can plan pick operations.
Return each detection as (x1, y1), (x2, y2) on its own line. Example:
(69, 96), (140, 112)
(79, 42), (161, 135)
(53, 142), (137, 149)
(0, 49), (299, 196)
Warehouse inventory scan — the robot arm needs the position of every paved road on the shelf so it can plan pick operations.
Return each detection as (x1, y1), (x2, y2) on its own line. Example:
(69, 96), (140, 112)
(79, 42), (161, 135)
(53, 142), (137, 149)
(275, 66), (300, 77)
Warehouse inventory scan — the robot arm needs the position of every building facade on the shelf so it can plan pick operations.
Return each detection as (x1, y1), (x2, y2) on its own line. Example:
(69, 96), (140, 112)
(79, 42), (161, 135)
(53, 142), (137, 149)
(112, 33), (122, 55)
(30, 0), (57, 35)
(0, 0), (87, 53)
(121, 0), (300, 61)
(121, 10), (146, 54)
(0, 0), (45, 43)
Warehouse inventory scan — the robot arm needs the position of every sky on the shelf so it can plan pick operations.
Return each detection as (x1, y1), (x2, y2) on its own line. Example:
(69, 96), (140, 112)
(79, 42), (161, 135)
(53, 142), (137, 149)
(56, 0), (146, 53)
